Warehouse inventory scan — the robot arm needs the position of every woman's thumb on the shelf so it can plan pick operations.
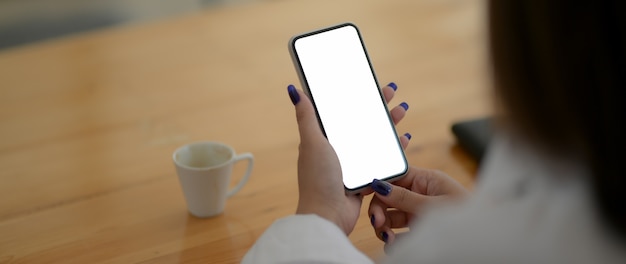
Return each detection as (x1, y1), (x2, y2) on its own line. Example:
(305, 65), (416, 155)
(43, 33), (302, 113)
(371, 179), (425, 214)
(288, 85), (325, 142)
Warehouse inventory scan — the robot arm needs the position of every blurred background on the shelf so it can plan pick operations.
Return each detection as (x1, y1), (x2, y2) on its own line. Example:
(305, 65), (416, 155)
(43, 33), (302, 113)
(0, 0), (260, 49)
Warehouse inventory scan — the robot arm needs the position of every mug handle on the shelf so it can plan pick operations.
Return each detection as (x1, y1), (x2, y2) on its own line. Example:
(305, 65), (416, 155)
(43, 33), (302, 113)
(227, 152), (254, 197)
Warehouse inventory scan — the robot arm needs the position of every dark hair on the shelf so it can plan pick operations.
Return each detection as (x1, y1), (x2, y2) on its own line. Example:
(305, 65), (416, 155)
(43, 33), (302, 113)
(488, 1), (626, 238)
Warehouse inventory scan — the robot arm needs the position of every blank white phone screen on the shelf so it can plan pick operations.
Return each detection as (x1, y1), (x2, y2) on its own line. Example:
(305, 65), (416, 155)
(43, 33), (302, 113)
(294, 25), (407, 190)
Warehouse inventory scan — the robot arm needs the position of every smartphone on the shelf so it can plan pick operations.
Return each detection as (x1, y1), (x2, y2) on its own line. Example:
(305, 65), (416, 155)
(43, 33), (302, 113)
(288, 23), (408, 193)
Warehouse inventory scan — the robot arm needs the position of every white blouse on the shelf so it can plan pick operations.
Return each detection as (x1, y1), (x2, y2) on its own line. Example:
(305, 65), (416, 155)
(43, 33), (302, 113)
(243, 135), (626, 263)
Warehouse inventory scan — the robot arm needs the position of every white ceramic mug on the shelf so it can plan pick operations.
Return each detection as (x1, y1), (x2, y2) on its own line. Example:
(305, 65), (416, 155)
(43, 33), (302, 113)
(173, 141), (253, 218)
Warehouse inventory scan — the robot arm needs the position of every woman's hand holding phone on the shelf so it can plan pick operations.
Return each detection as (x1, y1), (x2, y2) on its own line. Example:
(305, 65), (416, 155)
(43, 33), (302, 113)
(368, 168), (469, 247)
(289, 83), (410, 235)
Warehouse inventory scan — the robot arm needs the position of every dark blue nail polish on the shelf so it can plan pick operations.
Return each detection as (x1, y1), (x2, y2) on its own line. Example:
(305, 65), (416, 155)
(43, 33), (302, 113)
(404, 133), (412, 140)
(387, 82), (397, 91)
(399, 102), (409, 111)
(381, 231), (389, 243)
(370, 215), (375, 226)
(371, 179), (391, 196)
(287, 84), (300, 105)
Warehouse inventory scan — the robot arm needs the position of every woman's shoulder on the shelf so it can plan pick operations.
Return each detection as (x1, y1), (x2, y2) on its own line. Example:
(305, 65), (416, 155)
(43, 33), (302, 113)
(384, 134), (626, 263)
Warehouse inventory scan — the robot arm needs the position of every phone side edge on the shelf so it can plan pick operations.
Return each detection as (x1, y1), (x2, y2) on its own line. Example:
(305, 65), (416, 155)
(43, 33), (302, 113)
(288, 36), (312, 98)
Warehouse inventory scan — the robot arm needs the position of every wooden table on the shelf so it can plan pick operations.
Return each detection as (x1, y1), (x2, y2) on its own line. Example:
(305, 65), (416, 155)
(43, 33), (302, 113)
(0, 0), (490, 262)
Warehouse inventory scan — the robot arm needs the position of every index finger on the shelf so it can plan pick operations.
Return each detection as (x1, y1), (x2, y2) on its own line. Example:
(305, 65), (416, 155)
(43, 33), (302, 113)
(288, 85), (327, 144)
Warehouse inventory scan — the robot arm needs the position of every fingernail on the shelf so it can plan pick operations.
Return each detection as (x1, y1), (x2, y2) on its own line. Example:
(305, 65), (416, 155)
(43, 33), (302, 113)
(399, 102), (409, 111)
(381, 231), (389, 243)
(404, 132), (412, 140)
(287, 84), (300, 105)
(387, 82), (397, 91)
(371, 179), (391, 196)
(370, 215), (375, 226)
